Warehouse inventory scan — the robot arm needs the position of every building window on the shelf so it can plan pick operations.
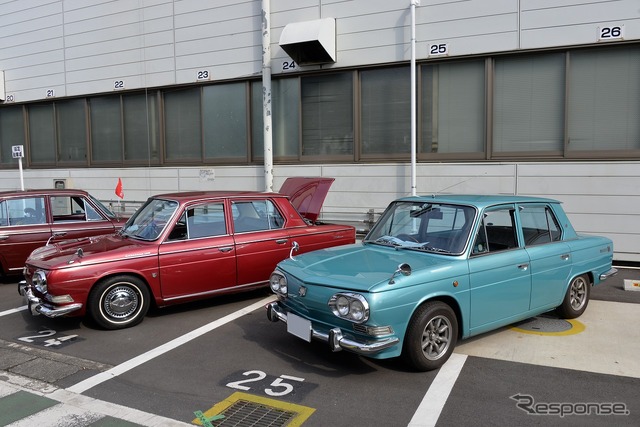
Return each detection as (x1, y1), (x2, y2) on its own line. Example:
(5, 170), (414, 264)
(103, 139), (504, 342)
(164, 88), (201, 161)
(57, 99), (88, 163)
(493, 53), (565, 154)
(124, 92), (160, 163)
(90, 96), (122, 162)
(567, 45), (640, 152)
(251, 78), (299, 160)
(360, 67), (411, 157)
(421, 60), (486, 156)
(28, 104), (56, 164)
(301, 72), (353, 157)
(0, 106), (25, 166)
(203, 82), (247, 161)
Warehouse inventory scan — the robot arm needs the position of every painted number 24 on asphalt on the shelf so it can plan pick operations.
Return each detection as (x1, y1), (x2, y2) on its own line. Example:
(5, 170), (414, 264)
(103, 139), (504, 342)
(18, 329), (78, 347)
(226, 370), (304, 397)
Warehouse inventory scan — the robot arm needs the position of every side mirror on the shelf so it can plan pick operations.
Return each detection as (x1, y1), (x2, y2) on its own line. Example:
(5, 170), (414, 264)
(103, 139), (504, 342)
(289, 241), (300, 260)
(389, 262), (411, 284)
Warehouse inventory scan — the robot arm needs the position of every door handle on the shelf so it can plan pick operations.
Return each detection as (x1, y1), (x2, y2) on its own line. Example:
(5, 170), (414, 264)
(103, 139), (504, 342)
(517, 263), (529, 271)
(275, 239), (288, 244)
(560, 254), (570, 261)
(219, 247), (233, 252)
(0, 235), (8, 241)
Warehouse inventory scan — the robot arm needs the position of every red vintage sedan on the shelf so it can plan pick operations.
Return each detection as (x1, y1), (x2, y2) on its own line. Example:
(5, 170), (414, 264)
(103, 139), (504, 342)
(19, 178), (356, 329)
(0, 189), (126, 277)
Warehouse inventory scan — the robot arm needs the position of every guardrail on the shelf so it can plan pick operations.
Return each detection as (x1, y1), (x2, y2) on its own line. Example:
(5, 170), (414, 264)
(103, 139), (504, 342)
(104, 200), (380, 237)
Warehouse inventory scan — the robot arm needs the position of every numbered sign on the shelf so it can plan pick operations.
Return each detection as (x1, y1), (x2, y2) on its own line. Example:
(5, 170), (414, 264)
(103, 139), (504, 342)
(11, 145), (24, 159)
(429, 43), (449, 57)
(598, 25), (624, 41)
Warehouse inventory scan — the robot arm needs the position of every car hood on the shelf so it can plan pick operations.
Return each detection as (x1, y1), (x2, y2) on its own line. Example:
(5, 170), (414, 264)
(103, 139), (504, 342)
(278, 177), (335, 222)
(27, 234), (152, 269)
(278, 243), (464, 292)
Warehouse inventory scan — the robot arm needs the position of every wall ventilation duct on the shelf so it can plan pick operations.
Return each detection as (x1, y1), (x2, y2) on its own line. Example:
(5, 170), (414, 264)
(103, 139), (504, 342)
(279, 18), (336, 66)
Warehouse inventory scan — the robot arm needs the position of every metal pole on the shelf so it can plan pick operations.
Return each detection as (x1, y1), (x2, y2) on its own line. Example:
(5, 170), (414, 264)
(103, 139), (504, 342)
(410, 0), (419, 196)
(18, 157), (24, 191)
(262, 0), (274, 192)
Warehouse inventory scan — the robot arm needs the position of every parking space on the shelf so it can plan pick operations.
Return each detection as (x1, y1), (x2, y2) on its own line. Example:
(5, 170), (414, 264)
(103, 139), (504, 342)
(1, 269), (639, 426)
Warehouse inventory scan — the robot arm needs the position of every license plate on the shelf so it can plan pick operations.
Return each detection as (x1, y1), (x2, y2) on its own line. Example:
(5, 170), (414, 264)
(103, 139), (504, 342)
(287, 312), (312, 342)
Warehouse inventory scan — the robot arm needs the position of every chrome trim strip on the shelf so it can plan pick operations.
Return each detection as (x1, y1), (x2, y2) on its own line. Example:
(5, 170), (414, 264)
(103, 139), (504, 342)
(599, 267), (618, 281)
(162, 281), (266, 302)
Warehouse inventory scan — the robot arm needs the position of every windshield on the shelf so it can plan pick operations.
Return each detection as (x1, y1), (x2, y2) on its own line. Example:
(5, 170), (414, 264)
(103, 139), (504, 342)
(121, 198), (179, 241)
(364, 201), (476, 255)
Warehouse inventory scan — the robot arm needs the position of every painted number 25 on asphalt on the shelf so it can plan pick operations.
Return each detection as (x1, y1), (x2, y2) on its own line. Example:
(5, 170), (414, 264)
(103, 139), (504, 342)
(226, 370), (304, 397)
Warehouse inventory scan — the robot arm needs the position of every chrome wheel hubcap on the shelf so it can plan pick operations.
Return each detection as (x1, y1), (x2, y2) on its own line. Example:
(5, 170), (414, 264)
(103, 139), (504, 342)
(421, 315), (452, 361)
(103, 285), (139, 319)
(569, 277), (587, 311)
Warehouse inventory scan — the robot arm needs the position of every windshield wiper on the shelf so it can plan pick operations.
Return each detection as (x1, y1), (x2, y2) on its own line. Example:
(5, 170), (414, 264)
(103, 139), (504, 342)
(372, 236), (403, 247)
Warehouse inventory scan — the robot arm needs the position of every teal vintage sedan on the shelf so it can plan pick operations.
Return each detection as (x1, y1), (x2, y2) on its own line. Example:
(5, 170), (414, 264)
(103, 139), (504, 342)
(266, 195), (617, 371)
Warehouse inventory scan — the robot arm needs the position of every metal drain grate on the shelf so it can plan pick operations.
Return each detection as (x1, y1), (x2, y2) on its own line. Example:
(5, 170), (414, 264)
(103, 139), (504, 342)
(216, 399), (297, 427)
(514, 315), (573, 333)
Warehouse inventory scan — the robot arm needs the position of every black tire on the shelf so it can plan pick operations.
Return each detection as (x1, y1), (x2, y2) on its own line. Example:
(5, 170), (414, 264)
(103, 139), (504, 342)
(402, 301), (458, 371)
(88, 275), (150, 329)
(556, 274), (590, 319)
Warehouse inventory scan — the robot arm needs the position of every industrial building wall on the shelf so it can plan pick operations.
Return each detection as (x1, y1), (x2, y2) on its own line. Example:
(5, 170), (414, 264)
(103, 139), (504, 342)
(3, 0), (639, 103)
(1, 162), (639, 262)
(1, 0), (639, 261)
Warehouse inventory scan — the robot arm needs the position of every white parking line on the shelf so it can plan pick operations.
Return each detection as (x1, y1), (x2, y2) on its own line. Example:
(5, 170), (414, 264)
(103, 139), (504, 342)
(0, 306), (27, 317)
(408, 353), (467, 427)
(67, 296), (275, 394)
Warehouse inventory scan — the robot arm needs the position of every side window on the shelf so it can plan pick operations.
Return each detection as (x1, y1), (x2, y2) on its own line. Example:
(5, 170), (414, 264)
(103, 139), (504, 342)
(472, 207), (517, 254)
(0, 201), (7, 226)
(520, 205), (562, 246)
(49, 196), (102, 222)
(232, 199), (284, 233)
(6, 197), (46, 225)
(169, 203), (227, 241)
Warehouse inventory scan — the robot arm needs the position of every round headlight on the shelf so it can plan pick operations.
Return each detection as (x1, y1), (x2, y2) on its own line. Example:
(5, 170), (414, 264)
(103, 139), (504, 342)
(329, 293), (370, 323)
(350, 299), (365, 321)
(269, 272), (287, 295)
(336, 296), (350, 316)
(32, 270), (47, 293)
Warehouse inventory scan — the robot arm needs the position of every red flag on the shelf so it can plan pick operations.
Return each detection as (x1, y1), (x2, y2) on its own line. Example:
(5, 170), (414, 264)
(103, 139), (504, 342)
(115, 178), (124, 199)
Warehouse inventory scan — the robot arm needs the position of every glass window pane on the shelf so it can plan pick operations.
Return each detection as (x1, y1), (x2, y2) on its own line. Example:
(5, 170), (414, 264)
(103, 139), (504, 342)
(164, 88), (201, 161)
(0, 106), (25, 165)
(28, 104), (56, 163)
(8, 197), (46, 225)
(124, 92), (160, 162)
(493, 53), (565, 152)
(568, 45), (640, 151)
(421, 60), (485, 154)
(361, 67), (411, 155)
(90, 96), (122, 162)
(203, 83), (247, 159)
(301, 73), (353, 156)
(251, 78), (299, 159)
(57, 99), (88, 162)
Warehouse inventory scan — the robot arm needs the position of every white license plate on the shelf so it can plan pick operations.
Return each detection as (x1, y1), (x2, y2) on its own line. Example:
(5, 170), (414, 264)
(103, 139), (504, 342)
(287, 312), (312, 342)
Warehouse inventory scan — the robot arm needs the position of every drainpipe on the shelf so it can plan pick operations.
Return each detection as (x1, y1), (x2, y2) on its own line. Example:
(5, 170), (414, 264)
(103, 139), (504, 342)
(262, 0), (274, 192)
(410, 0), (419, 196)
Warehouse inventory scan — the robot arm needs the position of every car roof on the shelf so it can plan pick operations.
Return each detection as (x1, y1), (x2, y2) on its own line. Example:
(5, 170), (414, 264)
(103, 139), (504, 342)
(151, 191), (287, 202)
(396, 194), (561, 209)
(0, 188), (91, 197)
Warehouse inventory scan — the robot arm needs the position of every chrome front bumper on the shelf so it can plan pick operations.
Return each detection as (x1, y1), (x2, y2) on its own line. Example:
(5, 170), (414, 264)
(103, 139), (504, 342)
(18, 280), (83, 318)
(265, 301), (399, 355)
